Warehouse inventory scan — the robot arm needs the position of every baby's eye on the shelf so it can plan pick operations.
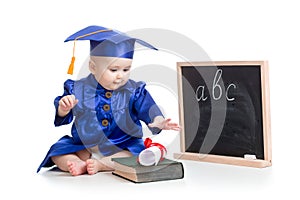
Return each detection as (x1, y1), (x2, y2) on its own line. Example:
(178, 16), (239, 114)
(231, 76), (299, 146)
(110, 69), (118, 72)
(123, 68), (130, 72)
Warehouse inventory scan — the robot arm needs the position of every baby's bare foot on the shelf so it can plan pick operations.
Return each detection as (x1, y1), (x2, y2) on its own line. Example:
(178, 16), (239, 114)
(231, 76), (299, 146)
(86, 159), (113, 175)
(67, 160), (87, 176)
(86, 159), (101, 175)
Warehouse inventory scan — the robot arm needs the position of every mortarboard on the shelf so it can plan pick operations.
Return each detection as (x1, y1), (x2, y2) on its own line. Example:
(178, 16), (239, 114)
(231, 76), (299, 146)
(64, 25), (158, 75)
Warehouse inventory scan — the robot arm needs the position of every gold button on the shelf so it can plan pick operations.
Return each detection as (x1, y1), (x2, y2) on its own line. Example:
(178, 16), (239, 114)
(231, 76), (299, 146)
(102, 119), (109, 126)
(103, 104), (110, 111)
(105, 91), (112, 98)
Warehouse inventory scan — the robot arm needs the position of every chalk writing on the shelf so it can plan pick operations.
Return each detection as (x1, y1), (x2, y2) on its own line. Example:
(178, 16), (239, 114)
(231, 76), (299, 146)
(195, 69), (236, 102)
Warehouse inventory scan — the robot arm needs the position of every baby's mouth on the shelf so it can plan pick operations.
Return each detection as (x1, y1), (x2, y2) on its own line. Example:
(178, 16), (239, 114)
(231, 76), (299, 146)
(114, 80), (123, 84)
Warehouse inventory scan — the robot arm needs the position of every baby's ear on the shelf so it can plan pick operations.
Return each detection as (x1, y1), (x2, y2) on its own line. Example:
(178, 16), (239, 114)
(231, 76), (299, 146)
(89, 60), (96, 74)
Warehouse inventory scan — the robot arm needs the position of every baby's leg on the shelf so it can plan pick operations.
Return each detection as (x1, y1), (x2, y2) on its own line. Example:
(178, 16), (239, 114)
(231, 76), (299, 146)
(51, 153), (87, 176)
(76, 148), (91, 161)
(86, 150), (132, 175)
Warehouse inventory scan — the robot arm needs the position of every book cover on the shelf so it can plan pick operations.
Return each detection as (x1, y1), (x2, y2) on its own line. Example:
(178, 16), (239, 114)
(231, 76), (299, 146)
(111, 156), (184, 183)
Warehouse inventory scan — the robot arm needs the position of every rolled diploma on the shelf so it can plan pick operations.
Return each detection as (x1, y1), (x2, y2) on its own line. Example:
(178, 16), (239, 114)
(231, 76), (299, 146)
(138, 132), (173, 166)
(138, 146), (163, 166)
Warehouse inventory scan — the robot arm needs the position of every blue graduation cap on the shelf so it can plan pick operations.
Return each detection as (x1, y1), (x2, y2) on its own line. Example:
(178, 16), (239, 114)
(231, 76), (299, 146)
(64, 25), (158, 75)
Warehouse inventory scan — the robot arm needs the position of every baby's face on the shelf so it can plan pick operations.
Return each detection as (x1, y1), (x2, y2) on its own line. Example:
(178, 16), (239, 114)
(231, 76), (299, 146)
(89, 56), (132, 90)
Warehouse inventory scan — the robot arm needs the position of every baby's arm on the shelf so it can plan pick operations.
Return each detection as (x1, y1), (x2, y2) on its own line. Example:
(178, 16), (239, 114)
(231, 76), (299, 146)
(148, 116), (180, 131)
(57, 94), (79, 117)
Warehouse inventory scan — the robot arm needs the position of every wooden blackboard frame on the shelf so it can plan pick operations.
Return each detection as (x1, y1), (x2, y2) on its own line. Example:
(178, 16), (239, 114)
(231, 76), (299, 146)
(174, 61), (272, 168)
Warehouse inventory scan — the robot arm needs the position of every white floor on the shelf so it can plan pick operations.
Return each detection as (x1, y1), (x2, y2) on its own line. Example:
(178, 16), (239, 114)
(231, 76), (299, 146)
(1, 127), (298, 200)
(29, 159), (275, 200)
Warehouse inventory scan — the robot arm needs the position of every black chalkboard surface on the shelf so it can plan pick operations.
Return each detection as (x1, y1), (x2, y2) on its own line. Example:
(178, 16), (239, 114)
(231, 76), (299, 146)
(175, 61), (271, 168)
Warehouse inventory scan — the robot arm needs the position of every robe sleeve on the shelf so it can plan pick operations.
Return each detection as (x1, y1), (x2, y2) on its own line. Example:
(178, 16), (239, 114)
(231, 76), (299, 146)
(53, 79), (75, 127)
(133, 82), (164, 134)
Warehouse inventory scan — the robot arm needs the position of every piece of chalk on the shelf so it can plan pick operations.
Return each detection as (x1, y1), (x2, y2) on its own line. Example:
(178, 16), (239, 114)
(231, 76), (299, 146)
(244, 154), (257, 160)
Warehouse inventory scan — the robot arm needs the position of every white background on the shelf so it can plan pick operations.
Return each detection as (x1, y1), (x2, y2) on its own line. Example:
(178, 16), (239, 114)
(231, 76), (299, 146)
(1, 0), (299, 199)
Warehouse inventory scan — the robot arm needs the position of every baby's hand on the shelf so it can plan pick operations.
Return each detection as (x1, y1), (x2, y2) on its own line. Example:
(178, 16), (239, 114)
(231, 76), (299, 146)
(148, 116), (181, 131)
(57, 95), (79, 117)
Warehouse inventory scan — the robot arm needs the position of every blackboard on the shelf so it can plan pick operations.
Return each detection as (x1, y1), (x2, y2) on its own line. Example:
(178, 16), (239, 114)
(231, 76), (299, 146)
(175, 61), (271, 168)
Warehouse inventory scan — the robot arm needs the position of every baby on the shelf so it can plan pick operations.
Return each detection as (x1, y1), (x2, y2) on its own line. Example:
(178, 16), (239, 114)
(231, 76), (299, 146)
(37, 25), (180, 176)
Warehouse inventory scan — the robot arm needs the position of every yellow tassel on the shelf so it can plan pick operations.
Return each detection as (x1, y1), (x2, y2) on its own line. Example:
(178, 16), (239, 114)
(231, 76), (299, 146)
(67, 56), (75, 75)
(66, 29), (112, 75)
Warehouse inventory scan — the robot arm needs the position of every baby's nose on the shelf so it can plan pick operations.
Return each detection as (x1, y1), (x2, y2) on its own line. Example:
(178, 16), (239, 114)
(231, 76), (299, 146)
(116, 72), (123, 79)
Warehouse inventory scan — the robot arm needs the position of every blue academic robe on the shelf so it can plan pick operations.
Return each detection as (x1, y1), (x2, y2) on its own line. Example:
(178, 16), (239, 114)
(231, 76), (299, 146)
(37, 74), (163, 172)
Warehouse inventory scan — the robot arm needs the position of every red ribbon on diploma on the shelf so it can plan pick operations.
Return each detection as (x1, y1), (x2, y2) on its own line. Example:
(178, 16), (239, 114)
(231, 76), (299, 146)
(143, 137), (167, 161)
